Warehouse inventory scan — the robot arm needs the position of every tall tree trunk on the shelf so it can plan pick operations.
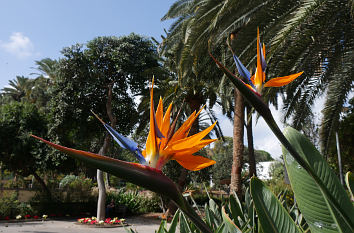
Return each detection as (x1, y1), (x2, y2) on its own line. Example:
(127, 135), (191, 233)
(230, 89), (244, 198)
(32, 172), (52, 200)
(246, 105), (256, 177)
(97, 83), (117, 221)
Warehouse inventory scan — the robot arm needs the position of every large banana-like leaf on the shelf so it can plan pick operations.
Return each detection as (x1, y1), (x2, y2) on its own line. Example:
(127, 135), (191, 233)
(283, 127), (354, 233)
(250, 177), (301, 233)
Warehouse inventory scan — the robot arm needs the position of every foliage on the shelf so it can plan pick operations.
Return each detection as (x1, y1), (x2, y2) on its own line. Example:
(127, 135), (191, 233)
(0, 193), (34, 218)
(48, 34), (161, 166)
(58, 175), (94, 202)
(265, 160), (292, 196)
(0, 102), (49, 176)
(327, 97), (354, 173)
(106, 189), (161, 214)
(210, 136), (273, 184)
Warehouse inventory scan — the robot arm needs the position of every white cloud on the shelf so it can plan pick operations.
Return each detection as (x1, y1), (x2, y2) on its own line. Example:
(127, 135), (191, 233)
(0, 32), (34, 58)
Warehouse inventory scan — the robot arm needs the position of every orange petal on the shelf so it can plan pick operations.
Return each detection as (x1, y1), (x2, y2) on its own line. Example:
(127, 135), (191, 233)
(174, 155), (216, 171)
(255, 28), (263, 88)
(167, 139), (217, 154)
(262, 43), (266, 60)
(251, 74), (255, 85)
(264, 71), (303, 87)
(160, 103), (173, 149)
(145, 78), (158, 163)
(155, 97), (164, 129)
(169, 122), (216, 151)
(169, 111), (197, 143)
(262, 43), (266, 82)
(161, 103), (172, 136)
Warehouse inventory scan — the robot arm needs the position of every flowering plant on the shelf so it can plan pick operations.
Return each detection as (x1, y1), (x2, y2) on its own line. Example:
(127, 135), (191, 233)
(77, 217), (126, 226)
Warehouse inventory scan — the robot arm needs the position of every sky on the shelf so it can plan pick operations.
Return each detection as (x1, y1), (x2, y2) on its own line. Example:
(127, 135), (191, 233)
(0, 0), (321, 159)
(0, 0), (175, 88)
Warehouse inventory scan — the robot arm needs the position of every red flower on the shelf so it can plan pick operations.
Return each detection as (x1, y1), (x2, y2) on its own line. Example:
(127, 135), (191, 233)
(33, 215), (39, 219)
(5, 216), (10, 220)
(25, 214), (31, 219)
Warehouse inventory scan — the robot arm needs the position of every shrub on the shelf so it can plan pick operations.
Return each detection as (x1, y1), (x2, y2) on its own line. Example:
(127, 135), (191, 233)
(0, 193), (34, 218)
(106, 189), (161, 215)
(59, 175), (94, 202)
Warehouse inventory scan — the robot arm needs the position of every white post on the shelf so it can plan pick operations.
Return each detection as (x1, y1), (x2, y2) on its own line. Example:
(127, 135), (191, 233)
(335, 132), (344, 185)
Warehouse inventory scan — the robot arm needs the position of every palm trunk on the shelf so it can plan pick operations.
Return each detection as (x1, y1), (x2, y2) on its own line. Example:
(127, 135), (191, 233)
(230, 89), (244, 197)
(246, 105), (256, 177)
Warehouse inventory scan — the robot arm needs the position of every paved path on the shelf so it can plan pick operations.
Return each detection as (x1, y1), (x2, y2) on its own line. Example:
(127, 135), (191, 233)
(0, 216), (166, 233)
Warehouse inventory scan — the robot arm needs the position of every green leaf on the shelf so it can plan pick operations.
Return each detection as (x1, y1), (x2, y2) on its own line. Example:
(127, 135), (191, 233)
(345, 172), (353, 199)
(179, 212), (193, 233)
(283, 127), (354, 233)
(229, 193), (244, 227)
(221, 206), (242, 233)
(250, 177), (301, 233)
(157, 220), (167, 233)
(215, 222), (226, 233)
(167, 209), (180, 233)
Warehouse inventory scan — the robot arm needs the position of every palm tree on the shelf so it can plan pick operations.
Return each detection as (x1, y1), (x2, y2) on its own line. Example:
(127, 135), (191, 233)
(259, 0), (354, 157)
(161, 0), (265, 196)
(31, 58), (58, 81)
(182, 0), (353, 156)
(2, 76), (34, 102)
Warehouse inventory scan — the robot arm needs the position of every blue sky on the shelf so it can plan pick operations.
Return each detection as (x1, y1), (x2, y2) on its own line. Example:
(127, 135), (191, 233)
(0, 0), (174, 89)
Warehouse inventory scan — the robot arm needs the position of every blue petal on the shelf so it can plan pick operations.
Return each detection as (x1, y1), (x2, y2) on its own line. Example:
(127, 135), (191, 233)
(104, 124), (146, 164)
(233, 55), (255, 89)
(233, 54), (251, 80)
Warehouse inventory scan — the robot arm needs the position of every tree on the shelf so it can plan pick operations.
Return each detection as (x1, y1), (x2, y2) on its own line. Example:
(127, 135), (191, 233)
(50, 34), (161, 220)
(1, 76), (34, 102)
(211, 137), (273, 187)
(161, 0), (268, 197)
(0, 102), (51, 198)
(327, 97), (354, 175)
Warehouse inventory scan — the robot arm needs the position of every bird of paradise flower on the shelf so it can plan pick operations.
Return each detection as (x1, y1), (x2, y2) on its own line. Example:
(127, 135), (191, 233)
(90, 77), (217, 171)
(231, 28), (303, 94)
(31, 77), (217, 233)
